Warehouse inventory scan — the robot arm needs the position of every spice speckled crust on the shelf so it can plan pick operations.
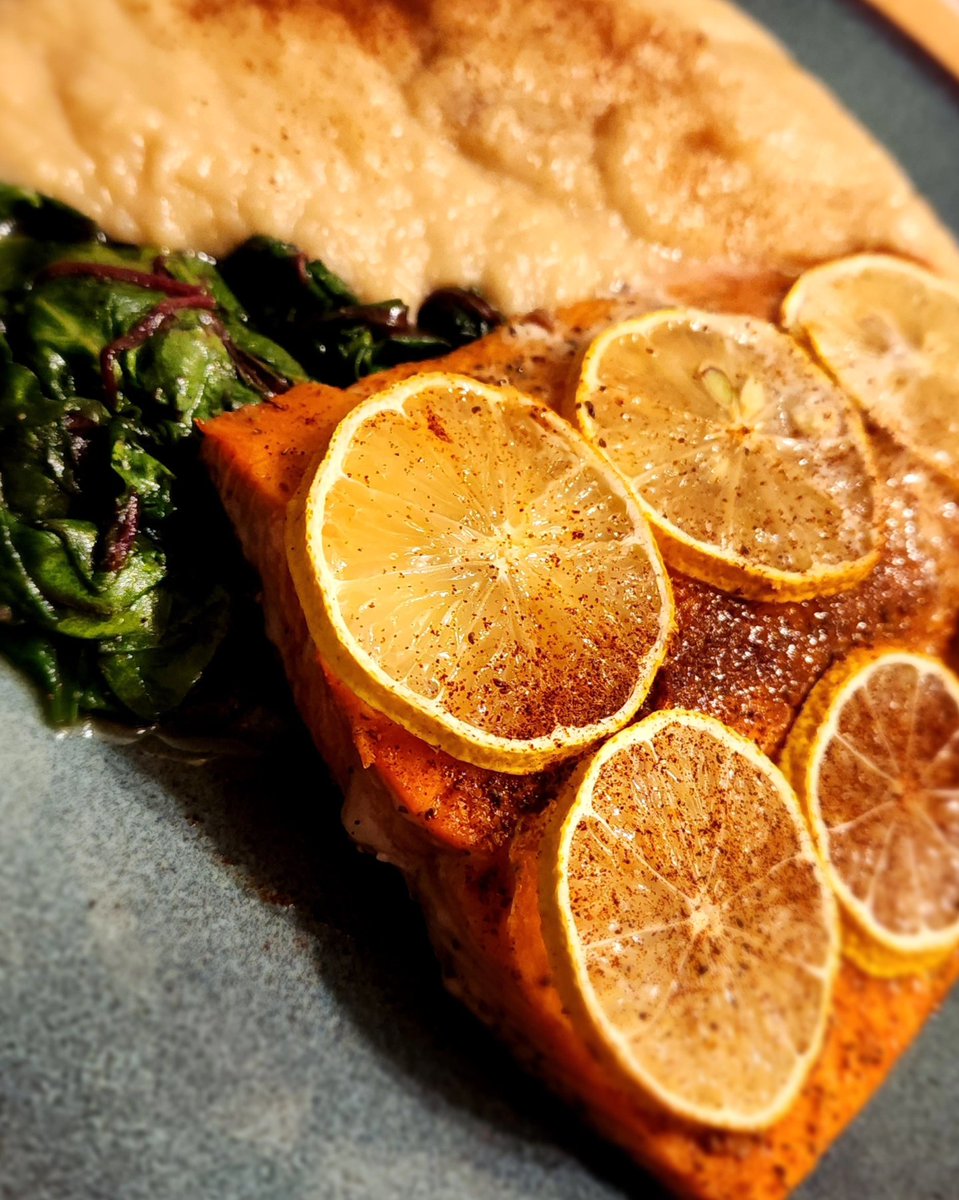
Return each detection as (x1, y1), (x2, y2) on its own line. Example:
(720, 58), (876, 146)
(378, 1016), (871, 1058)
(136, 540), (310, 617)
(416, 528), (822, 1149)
(203, 289), (959, 1198)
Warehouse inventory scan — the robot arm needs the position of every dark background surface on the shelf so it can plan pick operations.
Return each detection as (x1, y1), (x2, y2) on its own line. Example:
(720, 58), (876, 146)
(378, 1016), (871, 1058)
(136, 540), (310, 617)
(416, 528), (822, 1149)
(744, 0), (959, 227)
(1, 3), (958, 1199)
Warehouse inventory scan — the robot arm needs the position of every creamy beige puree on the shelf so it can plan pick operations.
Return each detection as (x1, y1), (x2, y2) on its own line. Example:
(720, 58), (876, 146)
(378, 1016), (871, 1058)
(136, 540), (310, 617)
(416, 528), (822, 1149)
(0, 0), (955, 310)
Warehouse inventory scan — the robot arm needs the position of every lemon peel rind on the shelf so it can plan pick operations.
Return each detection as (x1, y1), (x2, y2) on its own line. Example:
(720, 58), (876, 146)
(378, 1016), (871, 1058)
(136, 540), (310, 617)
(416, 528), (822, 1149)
(286, 371), (675, 774)
(781, 254), (959, 490)
(540, 709), (840, 1132)
(781, 648), (959, 976)
(781, 253), (959, 332)
(632, 507), (879, 603)
(573, 311), (881, 603)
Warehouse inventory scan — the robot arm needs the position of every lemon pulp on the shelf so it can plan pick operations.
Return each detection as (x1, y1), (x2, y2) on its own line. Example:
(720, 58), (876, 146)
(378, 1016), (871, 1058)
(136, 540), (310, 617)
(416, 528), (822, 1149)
(572, 310), (880, 601)
(287, 371), (674, 773)
(783, 254), (959, 487)
(539, 710), (839, 1130)
(783, 649), (959, 976)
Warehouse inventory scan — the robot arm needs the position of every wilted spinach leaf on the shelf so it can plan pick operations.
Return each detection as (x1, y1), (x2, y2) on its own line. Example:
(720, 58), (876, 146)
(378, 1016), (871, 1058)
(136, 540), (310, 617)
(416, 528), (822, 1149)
(0, 192), (309, 723)
(0, 186), (500, 727)
(416, 286), (502, 345)
(220, 236), (502, 387)
(0, 183), (102, 243)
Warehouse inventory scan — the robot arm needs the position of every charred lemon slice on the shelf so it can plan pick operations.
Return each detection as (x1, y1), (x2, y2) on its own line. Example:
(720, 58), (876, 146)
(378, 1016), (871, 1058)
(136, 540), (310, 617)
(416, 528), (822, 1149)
(782, 649), (959, 977)
(287, 372), (673, 774)
(782, 254), (959, 487)
(539, 710), (839, 1130)
(572, 311), (880, 601)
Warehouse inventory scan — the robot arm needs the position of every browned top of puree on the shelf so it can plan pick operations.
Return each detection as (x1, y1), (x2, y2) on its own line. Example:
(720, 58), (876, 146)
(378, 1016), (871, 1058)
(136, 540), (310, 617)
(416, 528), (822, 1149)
(0, 0), (955, 310)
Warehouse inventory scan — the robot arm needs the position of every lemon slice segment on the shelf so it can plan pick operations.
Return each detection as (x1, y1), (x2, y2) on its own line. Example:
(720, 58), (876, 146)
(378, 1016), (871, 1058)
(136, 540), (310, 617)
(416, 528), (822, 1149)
(572, 311), (880, 601)
(782, 254), (959, 487)
(782, 649), (959, 977)
(539, 710), (839, 1130)
(287, 372), (673, 774)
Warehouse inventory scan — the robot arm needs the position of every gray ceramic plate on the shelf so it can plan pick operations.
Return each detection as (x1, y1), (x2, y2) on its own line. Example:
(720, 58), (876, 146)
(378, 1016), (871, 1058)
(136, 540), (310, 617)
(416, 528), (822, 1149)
(2, 3), (958, 1198)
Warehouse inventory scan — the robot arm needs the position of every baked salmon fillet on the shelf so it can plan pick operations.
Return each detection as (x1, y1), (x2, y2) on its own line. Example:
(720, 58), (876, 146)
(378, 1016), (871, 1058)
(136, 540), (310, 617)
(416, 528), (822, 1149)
(203, 284), (959, 1200)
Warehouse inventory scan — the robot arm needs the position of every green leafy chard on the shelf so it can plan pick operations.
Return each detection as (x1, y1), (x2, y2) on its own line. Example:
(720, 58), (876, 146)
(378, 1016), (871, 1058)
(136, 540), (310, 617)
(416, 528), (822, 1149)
(0, 188), (501, 727)
(219, 236), (501, 386)
(0, 200), (306, 723)
(0, 183), (506, 724)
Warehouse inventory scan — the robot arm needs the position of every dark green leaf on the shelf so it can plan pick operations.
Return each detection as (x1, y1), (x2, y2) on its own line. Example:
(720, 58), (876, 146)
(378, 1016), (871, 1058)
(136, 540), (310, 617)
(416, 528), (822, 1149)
(110, 435), (175, 522)
(0, 627), (79, 724)
(131, 315), (251, 433)
(0, 504), (60, 625)
(0, 184), (102, 243)
(99, 586), (230, 719)
(22, 276), (158, 403)
(0, 187), (495, 727)
(220, 235), (356, 320)
(416, 287), (502, 346)
(11, 517), (164, 627)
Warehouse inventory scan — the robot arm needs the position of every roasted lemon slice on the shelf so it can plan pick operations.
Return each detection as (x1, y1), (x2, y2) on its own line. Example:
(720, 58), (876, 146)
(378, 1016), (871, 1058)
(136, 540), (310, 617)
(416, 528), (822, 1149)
(287, 372), (673, 774)
(782, 649), (959, 977)
(539, 710), (839, 1130)
(572, 311), (880, 601)
(782, 254), (959, 487)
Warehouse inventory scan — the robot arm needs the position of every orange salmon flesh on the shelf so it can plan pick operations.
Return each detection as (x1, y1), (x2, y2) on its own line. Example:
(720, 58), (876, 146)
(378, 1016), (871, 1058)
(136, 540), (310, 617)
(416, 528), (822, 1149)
(202, 294), (959, 1200)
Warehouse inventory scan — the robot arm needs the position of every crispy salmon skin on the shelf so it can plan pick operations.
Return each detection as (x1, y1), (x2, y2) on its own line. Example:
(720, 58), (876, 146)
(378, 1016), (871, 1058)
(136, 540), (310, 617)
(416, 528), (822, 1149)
(203, 295), (959, 1200)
